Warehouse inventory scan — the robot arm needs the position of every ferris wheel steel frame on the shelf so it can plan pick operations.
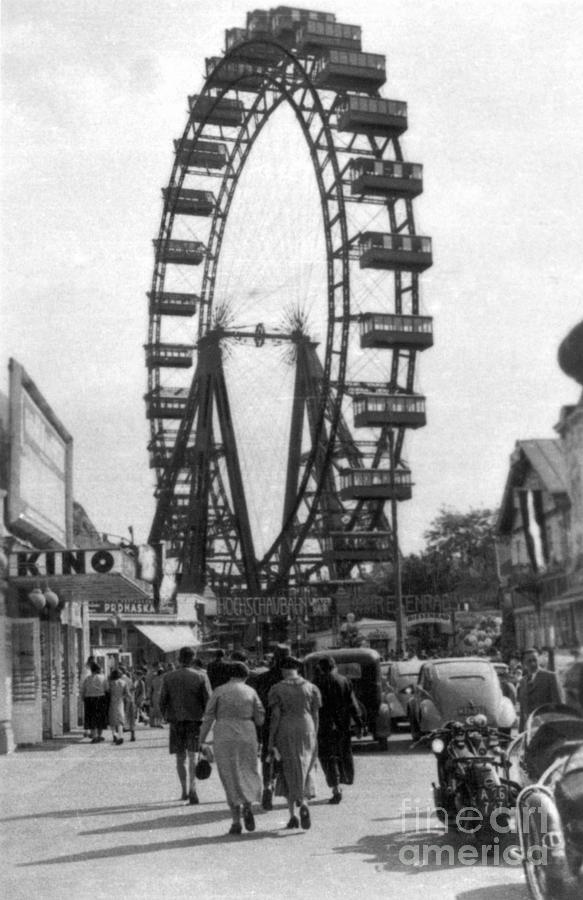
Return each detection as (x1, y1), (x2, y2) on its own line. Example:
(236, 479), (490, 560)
(146, 21), (430, 594)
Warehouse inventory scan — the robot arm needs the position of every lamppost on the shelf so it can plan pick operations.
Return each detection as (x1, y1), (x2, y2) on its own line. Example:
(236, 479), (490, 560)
(388, 428), (406, 659)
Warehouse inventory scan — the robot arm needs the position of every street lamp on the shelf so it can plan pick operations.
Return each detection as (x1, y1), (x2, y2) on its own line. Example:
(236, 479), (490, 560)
(44, 586), (60, 610)
(388, 428), (406, 659)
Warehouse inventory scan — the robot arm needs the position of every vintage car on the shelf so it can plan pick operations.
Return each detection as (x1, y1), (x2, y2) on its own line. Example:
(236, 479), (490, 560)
(303, 648), (391, 750)
(407, 656), (516, 740)
(381, 659), (421, 729)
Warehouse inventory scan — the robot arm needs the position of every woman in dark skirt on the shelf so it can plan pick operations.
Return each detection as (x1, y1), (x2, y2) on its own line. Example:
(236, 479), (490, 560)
(80, 662), (109, 742)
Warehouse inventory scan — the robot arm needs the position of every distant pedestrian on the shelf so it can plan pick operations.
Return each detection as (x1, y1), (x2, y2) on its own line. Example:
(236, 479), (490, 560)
(207, 649), (231, 690)
(253, 644), (291, 809)
(134, 668), (148, 724)
(149, 666), (165, 727)
(267, 656), (321, 830)
(108, 669), (129, 745)
(564, 647), (583, 714)
(518, 648), (564, 730)
(312, 655), (362, 804)
(120, 667), (137, 741)
(80, 662), (108, 743)
(199, 661), (265, 835)
(143, 662), (157, 721)
(159, 646), (211, 803)
(82, 655), (96, 737)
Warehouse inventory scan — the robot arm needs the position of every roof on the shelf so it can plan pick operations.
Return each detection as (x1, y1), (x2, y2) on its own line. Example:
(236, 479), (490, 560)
(520, 440), (569, 494)
(134, 624), (199, 653)
(496, 439), (569, 533)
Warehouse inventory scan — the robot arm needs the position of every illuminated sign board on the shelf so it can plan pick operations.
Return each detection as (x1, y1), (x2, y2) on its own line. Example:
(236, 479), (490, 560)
(7, 359), (73, 547)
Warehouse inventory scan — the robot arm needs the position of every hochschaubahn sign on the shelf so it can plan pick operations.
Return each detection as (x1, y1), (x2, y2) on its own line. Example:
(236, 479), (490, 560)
(217, 595), (311, 619)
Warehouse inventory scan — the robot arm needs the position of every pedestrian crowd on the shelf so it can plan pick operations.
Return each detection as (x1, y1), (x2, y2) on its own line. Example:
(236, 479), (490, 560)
(80, 644), (361, 836)
(79, 640), (583, 837)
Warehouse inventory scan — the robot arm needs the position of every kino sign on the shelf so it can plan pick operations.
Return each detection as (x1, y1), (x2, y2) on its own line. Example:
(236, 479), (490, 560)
(10, 548), (132, 578)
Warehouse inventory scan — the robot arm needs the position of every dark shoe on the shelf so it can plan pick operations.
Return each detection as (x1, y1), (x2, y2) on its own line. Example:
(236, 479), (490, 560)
(286, 816), (299, 829)
(90, 738), (98, 744)
(261, 787), (273, 811)
(189, 790), (199, 805)
(181, 790), (188, 801)
(130, 734), (136, 742)
(299, 804), (311, 829)
(97, 736), (105, 743)
(228, 823), (242, 835)
(329, 791), (342, 804)
(243, 805), (255, 832)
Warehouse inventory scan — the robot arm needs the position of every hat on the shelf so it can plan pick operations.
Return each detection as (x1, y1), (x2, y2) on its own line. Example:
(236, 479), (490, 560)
(316, 655), (336, 673)
(273, 644), (291, 663)
(229, 661), (249, 679)
(281, 655), (301, 670)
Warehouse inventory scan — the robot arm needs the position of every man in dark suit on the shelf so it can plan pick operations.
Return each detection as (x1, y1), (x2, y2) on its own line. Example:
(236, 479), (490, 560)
(313, 655), (362, 804)
(518, 648), (564, 730)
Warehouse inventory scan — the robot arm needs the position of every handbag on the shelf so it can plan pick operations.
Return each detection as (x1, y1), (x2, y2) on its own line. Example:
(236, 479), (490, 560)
(195, 752), (212, 780)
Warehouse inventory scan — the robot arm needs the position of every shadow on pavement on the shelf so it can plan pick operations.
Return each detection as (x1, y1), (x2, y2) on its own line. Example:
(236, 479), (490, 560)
(19, 828), (301, 866)
(0, 800), (192, 824)
(353, 735), (426, 757)
(456, 886), (530, 900)
(14, 735), (85, 753)
(82, 806), (252, 835)
(333, 826), (522, 876)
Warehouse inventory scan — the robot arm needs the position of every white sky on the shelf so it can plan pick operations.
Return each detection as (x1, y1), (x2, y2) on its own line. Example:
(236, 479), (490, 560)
(2, 0), (582, 555)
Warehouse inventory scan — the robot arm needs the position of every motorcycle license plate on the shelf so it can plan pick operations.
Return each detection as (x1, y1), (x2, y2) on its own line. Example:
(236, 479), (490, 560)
(457, 705), (485, 717)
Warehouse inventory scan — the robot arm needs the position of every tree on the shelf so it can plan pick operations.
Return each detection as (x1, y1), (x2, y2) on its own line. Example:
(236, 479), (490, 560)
(422, 507), (499, 594)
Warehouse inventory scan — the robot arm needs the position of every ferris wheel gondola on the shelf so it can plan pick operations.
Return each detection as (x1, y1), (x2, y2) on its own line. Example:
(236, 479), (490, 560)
(145, 7), (433, 595)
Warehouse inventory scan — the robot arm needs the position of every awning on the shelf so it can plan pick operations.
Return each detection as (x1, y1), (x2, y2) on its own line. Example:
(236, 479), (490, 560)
(134, 624), (199, 653)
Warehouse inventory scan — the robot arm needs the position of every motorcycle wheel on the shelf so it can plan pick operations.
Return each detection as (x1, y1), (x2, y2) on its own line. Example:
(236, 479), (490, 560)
(522, 805), (576, 900)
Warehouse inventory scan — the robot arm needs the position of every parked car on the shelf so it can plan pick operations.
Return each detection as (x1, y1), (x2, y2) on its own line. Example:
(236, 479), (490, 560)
(382, 659), (422, 730)
(407, 656), (517, 741)
(303, 648), (391, 750)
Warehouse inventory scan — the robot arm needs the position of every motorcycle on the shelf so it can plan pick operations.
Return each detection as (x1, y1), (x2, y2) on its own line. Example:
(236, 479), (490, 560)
(515, 705), (583, 900)
(423, 713), (520, 843)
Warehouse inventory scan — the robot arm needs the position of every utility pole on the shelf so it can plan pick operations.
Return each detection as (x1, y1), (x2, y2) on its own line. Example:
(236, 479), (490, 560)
(388, 429), (406, 658)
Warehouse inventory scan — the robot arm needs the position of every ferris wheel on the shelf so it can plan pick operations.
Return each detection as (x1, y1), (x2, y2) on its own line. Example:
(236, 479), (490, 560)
(145, 7), (433, 595)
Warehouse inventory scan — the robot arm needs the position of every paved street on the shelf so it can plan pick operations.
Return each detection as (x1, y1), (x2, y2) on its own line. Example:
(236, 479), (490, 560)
(0, 727), (531, 900)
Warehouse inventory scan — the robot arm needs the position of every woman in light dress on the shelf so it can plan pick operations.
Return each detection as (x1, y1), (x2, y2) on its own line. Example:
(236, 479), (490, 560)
(199, 661), (265, 835)
(267, 656), (321, 830)
(108, 669), (129, 745)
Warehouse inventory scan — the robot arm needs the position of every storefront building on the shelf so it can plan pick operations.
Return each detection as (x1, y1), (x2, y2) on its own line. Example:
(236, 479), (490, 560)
(0, 360), (208, 751)
(496, 320), (583, 656)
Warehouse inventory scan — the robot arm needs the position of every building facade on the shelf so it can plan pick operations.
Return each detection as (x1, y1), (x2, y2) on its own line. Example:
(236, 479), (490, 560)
(1, 359), (201, 751)
(496, 320), (583, 656)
